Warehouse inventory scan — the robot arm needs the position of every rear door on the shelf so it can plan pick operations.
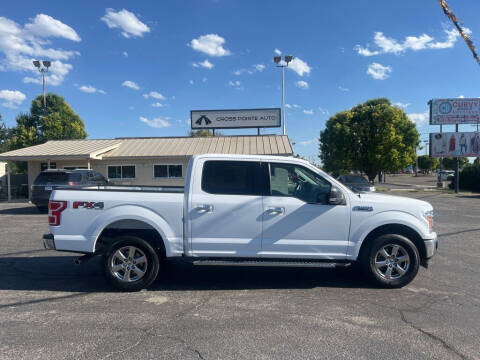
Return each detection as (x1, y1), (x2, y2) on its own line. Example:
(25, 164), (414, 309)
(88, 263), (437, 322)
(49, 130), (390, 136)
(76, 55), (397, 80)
(261, 162), (350, 259)
(189, 160), (268, 257)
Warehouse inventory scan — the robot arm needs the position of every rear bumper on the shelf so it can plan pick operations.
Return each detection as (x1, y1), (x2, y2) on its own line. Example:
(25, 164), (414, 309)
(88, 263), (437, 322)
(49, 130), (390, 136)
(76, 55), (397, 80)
(424, 232), (438, 259)
(43, 233), (55, 250)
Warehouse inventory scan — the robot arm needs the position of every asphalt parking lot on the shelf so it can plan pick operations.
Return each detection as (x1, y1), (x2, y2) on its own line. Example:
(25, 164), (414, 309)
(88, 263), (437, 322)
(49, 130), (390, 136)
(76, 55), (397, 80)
(0, 192), (479, 360)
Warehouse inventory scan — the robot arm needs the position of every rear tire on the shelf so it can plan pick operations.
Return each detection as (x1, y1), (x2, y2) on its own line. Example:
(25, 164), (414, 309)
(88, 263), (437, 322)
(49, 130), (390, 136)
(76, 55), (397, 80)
(103, 235), (160, 291)
(361, 234), (419, 288)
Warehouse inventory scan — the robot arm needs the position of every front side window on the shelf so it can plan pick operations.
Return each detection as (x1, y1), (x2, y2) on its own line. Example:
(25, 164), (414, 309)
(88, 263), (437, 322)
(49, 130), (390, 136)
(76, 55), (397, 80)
(269, 163), (331, 204)
(202, 160), (266, 196)
(153, 164), (182, 178)
(107, 165), (135, 179)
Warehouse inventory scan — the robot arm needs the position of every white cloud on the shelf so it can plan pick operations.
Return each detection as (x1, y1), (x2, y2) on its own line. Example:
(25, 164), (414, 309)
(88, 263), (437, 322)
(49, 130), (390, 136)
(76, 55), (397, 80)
(338, 86), (349, 92)
(355, 28), (468, 56)
(393, 102), (411, 108)
(202, 77), (207, 83)
(293, 104), (301, 108)
(228, 80), (243, 90)
(189, 79), (194, 85)
(274, 48), (282, 55)
(143, 91), (165, 100)
(128, 106), (135, 110)
(303, 109), (314, 115)
(234, 64), (266, 76)
(24, 14), (81, 41)
(0, 15), (80, 86)
(139, 116), (171, 128)
(408, 111), (429, 125)
(101, 8), (150, 38)
(296, 80), (309, 89)
(458, 95), (465, 98)
(0, 89), (26, 108)
(288, 57), (311, 76)
(285, 103), (292, 108)
(318, 107), (330, 115)
(122, 80), (139, 90)
(299, 138), (315, 146)
(79, 85), (106, 94)
(151, 102), (163, 107)
(123, 51), (128, 58)
(190, 34), (230, 57)
(367, 63), (392, 80)
(192, 59), (214, 69)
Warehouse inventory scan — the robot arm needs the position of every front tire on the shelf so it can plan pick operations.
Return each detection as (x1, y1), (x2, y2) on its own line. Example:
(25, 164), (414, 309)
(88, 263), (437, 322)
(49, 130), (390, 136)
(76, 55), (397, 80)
(361, 234), (420, 288)
(103, 236), (160, 291)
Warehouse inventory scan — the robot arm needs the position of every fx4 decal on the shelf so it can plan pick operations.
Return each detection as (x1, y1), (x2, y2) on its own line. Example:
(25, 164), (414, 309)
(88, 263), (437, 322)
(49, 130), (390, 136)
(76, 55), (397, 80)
(73, 201), (104, 210)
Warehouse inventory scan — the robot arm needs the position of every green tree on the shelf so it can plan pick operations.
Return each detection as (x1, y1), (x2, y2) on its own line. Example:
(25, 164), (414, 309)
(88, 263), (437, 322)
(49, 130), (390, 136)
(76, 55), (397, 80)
(0, 113), (10, 153)
(319, 98), (419, 180)
(441, 157), (469, 170)
(188, 129), (222, 137)
(417, 155), (439, 172)
(8, 93), (87, 150)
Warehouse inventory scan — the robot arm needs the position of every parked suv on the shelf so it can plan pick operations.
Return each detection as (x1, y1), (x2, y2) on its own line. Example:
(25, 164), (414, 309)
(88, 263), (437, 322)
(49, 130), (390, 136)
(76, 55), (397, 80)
(337, 175), (376, 193)
(32, 169), (108, 212)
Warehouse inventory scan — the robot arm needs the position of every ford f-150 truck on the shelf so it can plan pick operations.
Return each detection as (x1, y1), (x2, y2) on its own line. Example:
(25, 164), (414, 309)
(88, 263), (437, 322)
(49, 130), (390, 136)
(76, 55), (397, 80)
(43, 154), (437, 291)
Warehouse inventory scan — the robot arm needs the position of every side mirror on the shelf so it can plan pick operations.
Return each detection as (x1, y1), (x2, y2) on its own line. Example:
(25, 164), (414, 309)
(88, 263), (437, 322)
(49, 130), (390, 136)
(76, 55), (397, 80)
(328, 186), (346, 205)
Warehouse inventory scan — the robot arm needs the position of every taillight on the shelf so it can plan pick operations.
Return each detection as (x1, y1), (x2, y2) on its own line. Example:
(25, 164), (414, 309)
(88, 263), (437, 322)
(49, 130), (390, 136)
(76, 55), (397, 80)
(48, 201), (67, 226)
(68, 181), (79, 186)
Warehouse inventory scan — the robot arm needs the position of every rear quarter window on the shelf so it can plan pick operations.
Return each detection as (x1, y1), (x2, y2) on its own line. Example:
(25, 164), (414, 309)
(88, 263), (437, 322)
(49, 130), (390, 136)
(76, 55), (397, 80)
(201, 160), (267, 196)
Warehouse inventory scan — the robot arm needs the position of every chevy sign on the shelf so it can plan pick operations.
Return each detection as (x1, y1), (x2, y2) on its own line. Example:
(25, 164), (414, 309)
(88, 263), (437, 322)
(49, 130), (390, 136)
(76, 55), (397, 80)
(191, 108), (281, 129)
(430, 98), (480, 125)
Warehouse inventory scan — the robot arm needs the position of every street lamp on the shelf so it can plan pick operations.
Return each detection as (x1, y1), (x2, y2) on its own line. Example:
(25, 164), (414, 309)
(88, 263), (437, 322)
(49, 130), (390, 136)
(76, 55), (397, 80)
(33, 60), (51, 109)
(273, 55), (293, 135)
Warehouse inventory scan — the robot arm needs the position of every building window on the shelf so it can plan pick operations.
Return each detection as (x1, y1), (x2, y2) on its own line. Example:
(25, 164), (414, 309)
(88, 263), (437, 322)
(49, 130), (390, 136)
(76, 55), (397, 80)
(153, 164), (182, 178)
(41, 162), (56, 171)
(107, 165), (136, 179)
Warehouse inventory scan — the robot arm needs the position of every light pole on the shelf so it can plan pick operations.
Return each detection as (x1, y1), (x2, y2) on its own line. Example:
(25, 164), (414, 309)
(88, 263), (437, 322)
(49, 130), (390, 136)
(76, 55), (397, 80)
(273, 55), (293, 135)
(33, 60), (51, 109)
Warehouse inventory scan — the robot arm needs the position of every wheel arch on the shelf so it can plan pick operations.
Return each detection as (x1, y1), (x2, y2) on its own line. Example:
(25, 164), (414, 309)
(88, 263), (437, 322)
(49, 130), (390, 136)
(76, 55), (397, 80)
(95, 219), (166, 258)
(357, 223), (426, 261)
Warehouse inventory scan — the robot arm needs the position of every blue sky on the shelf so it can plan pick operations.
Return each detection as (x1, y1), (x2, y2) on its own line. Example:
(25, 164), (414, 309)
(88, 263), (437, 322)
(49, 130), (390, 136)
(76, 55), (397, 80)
(1, 0), (480, 161)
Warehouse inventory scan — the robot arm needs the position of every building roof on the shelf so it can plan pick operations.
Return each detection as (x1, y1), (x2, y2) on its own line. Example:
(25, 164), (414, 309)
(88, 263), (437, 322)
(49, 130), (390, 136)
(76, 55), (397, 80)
(0, 135), (293, 161)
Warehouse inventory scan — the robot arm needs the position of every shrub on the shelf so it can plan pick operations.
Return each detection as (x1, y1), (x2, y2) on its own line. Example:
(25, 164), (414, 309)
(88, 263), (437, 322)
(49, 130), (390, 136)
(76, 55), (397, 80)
(450, 164), (480, 192)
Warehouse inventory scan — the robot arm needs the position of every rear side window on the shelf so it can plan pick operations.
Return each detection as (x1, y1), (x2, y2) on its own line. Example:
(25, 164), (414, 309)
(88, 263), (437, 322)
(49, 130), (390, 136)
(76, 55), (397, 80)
(34, 172), (70, 184)
(201, 161), (267, 196)
(68, 173), (82, 182)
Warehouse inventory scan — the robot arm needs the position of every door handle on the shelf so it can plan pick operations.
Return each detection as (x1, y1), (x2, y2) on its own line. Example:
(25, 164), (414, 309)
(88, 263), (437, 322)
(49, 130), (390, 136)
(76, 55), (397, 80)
(195, 204), (214, 213)
(266, 207), (284, 215)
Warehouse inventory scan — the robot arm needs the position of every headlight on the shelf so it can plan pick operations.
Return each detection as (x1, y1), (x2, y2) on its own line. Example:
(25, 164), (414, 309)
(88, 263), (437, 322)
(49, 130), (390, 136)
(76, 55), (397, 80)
(423, 210), (434, 232)
(370, 186), (376, 192)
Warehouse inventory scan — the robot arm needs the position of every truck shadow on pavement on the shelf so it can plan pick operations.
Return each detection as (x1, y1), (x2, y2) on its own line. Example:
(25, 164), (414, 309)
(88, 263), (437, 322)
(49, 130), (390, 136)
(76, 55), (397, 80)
(0, 254), (373, 293)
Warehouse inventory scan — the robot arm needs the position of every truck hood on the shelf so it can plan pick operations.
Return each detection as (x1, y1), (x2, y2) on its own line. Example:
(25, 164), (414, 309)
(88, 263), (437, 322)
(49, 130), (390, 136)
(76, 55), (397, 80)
(350, 192), (433, 214)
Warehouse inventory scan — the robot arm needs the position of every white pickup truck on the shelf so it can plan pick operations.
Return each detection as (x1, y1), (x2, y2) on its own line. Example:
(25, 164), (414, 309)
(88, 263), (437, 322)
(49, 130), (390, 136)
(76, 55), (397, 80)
(43, 154), (437, 291)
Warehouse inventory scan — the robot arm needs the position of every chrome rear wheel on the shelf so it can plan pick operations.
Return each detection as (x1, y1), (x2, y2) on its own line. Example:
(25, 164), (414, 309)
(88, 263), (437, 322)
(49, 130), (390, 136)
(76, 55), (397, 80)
(110, 246), (148, 282)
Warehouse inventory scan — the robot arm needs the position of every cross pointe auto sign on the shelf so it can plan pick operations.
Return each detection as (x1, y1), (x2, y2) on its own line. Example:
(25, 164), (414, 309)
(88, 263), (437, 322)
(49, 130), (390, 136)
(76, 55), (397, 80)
(191, 108), (281, 129)
(430, 98), (480, 125)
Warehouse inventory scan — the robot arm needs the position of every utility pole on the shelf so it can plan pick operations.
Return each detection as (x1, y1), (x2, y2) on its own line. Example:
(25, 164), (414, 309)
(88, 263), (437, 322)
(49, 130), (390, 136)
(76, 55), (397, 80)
(33, 60), (51, 109)
(273, 55), (293, 135)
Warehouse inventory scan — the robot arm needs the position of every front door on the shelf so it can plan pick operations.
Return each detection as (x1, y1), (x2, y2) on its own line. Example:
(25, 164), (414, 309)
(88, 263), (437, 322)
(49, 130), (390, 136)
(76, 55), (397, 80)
(261, 162), (350, 259)
(190, 160), (267, 257)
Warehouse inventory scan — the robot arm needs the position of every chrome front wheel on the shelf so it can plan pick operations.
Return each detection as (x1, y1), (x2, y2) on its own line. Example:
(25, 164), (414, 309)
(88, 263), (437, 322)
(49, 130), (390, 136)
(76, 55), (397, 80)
(373, 244), (410, 280)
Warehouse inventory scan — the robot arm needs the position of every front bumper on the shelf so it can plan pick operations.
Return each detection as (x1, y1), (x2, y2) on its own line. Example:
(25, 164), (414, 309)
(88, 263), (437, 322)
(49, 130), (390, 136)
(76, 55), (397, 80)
(424, 232), (438, 258)
(43, 233), (55, 250)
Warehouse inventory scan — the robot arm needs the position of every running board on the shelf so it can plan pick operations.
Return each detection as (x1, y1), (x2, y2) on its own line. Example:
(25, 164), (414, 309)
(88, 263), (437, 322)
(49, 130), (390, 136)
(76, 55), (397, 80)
(192, 259), (351, 268)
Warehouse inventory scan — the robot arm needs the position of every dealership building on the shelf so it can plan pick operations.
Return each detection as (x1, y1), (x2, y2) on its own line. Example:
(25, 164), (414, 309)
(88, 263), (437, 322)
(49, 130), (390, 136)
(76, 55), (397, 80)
(0, 135), (293, 200)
